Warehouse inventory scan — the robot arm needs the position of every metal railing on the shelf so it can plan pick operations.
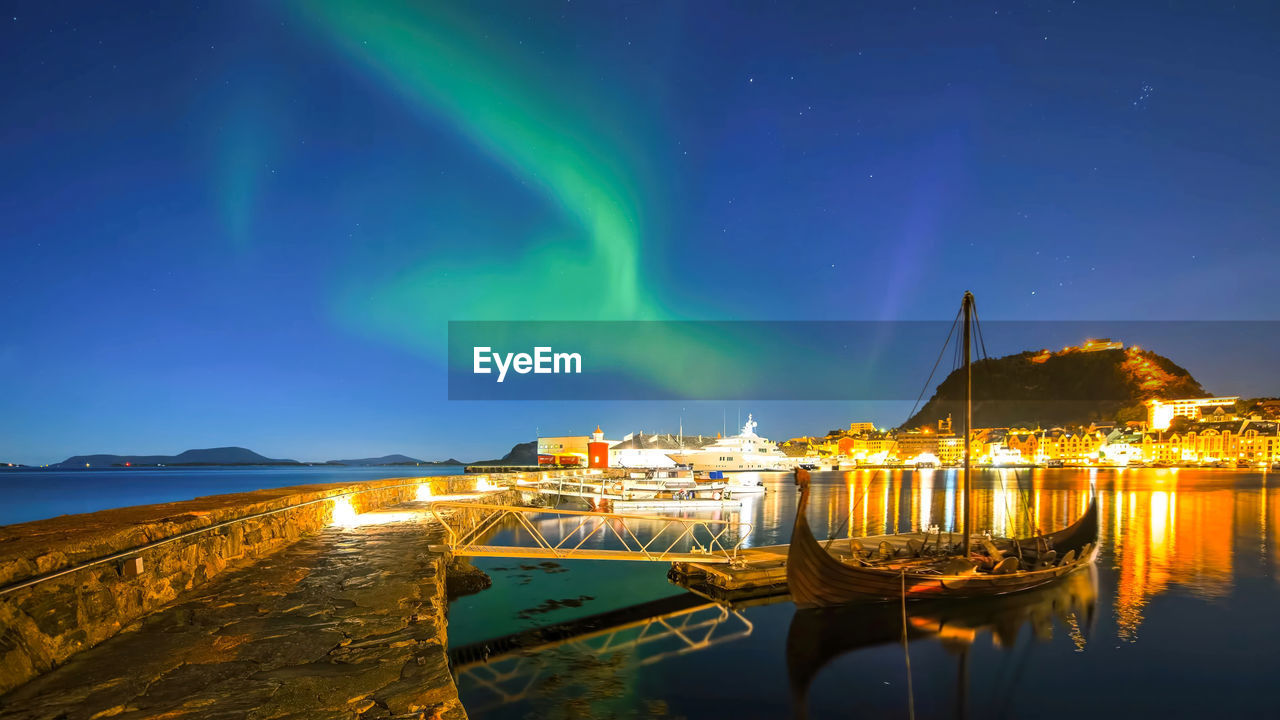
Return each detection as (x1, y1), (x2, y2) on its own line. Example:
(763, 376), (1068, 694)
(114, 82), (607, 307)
(428, 501), (752, 563)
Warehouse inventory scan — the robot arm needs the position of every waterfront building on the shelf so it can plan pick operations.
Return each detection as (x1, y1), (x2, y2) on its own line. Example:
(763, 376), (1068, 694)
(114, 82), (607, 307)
(1042, 428), (1106, 463)
(837, 431), (898, 462)
(896, 429), (940, 463)
(1006, 429), (1040, 461)
(937, 435), (964, 465)
(848, 421), (877, 434)
(1171, 419), (1280, 463)
(1147, 396), (1241, 431)
(608, 432), (712, 468)
(539, 426), (619, 466)
(537, 434), (590, 466)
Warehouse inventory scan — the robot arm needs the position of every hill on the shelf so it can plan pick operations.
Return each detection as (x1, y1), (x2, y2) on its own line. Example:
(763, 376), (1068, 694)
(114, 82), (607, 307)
(468, 441), (537, 466)
(324, 454), (464, 466)
(51, 446), (300, 468)
(903, 345), (1208, 430)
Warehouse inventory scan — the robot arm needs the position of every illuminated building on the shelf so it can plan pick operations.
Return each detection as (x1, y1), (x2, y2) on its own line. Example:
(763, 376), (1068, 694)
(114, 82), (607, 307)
(538, 425), (618, 467)
(1147, 396), (1240, 431)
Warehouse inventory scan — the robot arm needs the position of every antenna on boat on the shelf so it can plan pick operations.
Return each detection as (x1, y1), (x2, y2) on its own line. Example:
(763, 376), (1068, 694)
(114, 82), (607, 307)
(962, 291), (974, 558)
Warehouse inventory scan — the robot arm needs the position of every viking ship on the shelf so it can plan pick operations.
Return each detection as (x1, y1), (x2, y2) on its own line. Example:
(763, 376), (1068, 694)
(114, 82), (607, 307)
(786, 291), (1099, 608)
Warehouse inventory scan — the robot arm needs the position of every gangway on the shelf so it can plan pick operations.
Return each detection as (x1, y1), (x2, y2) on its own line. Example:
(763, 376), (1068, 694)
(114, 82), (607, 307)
(428, 501), (751, 564)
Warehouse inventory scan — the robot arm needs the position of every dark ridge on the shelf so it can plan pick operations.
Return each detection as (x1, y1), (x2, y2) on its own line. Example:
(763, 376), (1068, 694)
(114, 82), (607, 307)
(904, 346), (1208, 429)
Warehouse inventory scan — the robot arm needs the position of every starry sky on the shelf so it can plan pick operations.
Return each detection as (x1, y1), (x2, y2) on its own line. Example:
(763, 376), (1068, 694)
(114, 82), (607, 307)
(2, 1), (1278, 464)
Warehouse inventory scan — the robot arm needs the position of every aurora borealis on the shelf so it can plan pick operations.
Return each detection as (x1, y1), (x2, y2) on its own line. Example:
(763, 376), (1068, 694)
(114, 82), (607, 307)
(2, 2), (1279, 463)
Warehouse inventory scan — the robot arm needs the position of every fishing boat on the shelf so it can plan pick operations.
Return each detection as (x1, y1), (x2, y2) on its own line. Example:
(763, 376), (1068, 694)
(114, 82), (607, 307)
(786, 291), (1099, 608)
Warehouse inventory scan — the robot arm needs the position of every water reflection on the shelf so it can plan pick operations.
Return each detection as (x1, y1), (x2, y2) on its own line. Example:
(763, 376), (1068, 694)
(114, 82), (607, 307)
(461, 469), (1280, 718)
(787, 566), (1097, 719)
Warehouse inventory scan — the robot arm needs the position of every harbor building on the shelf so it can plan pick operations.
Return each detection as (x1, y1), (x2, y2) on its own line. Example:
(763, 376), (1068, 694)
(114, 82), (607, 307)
(538, 426), (618, 467)
(608, 432), (715, 468)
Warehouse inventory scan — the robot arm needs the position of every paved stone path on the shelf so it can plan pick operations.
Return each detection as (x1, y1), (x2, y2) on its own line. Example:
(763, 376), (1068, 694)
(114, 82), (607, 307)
(0, 502), (466, 720)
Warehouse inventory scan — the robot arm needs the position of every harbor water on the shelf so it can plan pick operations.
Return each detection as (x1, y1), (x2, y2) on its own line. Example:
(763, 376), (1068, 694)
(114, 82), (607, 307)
(0, 466), (462, 526)
(450, 468), (1280, 719)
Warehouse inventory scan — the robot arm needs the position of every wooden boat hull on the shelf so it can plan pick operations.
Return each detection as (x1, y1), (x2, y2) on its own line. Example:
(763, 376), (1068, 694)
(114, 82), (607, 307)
(786, 480), (1099, 608)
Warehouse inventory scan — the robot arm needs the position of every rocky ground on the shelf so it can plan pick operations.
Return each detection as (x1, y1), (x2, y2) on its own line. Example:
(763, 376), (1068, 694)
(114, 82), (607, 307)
(0, 501), (471, 720)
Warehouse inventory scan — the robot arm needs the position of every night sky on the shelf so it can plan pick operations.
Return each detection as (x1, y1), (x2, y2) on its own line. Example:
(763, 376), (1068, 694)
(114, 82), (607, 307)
(3, 2), (1278, 464)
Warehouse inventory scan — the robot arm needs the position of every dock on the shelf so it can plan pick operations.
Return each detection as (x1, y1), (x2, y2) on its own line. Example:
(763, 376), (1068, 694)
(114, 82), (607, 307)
(515, 475), (743, 510)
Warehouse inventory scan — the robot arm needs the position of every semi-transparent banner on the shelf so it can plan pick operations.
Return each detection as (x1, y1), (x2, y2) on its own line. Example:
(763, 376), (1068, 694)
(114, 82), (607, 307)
(447, 321), (1278, 401)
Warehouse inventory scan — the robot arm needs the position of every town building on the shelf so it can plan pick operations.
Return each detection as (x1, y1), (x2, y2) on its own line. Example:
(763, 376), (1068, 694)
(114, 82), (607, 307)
(1147, 396), (1240, 431)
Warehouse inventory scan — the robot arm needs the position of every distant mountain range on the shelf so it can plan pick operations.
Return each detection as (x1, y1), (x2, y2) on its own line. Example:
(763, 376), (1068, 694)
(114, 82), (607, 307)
(51, 446), (301, 468)
(325, 455), (464, 467)
(904, 345), (1208, 429)
(46, 446), (475, 468)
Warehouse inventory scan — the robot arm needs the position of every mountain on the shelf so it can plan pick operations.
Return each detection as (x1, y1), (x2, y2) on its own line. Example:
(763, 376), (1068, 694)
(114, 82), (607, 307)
(468, 441), (537, 466)
(325, 454), (463, 466)
(51, 446), (300, 468)
(903, 345), (1208, 430)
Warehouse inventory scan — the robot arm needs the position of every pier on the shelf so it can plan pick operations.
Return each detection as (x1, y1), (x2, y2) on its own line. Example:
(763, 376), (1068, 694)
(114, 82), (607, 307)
(0, 469), (856, 719)
(0, 471), (592, 718)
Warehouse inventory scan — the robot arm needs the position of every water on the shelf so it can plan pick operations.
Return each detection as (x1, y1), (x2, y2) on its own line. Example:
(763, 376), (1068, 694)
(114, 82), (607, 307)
(0, 466), (462, 525)
(450, 468), (1280, 719)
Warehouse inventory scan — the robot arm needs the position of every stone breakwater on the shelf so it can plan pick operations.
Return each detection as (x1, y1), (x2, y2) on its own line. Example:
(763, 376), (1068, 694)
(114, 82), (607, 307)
(0, 469), (593, 707)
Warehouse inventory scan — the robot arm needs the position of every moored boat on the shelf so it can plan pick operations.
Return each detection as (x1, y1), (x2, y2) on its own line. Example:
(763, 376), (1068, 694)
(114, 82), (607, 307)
(666, 414), (796, 472)
(785, 291), (1099, 608)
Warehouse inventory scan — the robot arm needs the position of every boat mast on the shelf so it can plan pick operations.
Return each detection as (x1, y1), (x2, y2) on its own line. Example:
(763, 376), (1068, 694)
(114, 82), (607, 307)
(962, 291), (973, 557)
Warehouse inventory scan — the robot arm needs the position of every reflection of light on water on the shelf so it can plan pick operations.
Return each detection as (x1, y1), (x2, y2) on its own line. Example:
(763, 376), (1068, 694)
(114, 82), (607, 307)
(1150, 491), (1169, 549)
(992, 474), (1010, 537)
(916, 471), (933, 534)
(945, 471), (956, 534)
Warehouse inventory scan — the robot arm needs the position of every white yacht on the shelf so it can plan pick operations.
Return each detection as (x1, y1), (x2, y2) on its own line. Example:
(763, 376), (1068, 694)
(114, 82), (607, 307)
(666, 414), (797, 472)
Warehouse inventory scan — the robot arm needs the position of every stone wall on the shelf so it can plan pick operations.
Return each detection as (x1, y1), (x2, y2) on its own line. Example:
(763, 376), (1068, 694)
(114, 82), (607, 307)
(0, 471), (580, 696)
